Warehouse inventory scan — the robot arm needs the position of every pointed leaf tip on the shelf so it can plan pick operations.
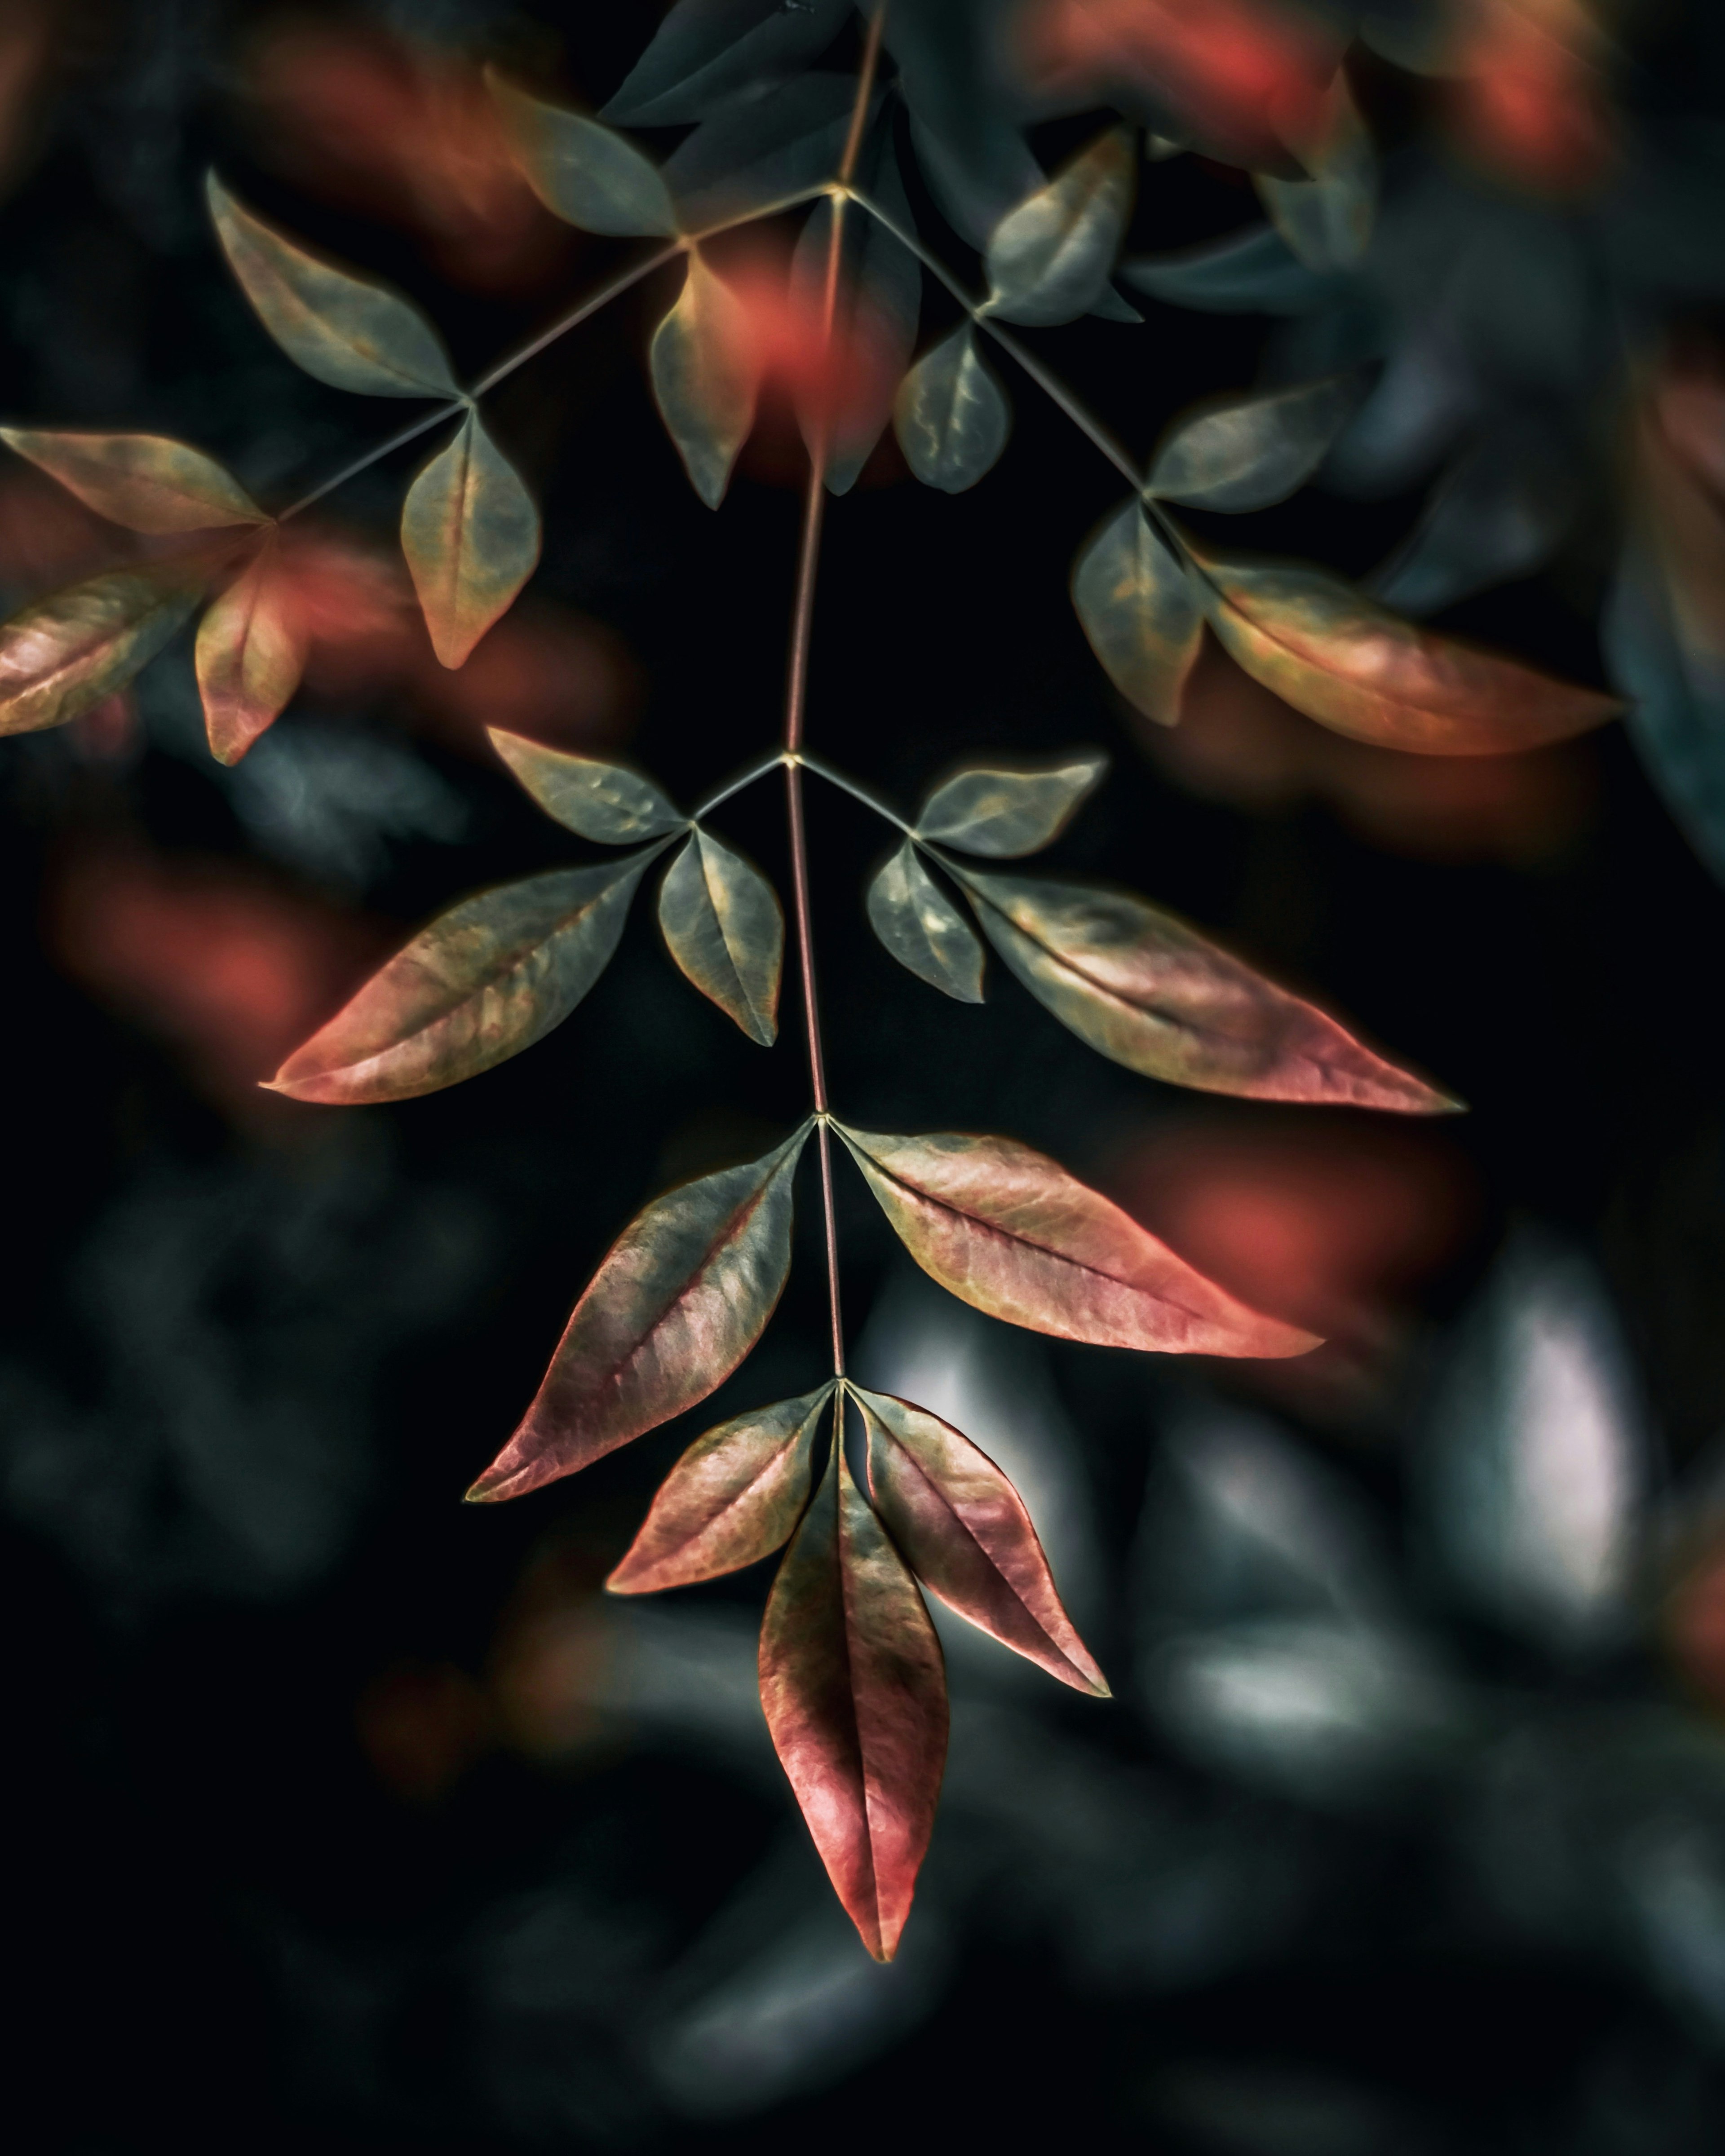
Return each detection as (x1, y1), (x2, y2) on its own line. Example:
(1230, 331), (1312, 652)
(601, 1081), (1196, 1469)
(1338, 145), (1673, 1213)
(402, 410), (540, 668)
(2, 428), (266, 534)
(658, 828), (783, 1043)
(915, 751), (1107, 857)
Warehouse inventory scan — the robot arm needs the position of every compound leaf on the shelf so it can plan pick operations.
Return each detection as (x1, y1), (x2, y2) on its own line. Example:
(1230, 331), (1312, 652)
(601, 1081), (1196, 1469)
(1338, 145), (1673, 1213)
(469, 1125), (812, 1501)
(1148, 376), (1360, 513)
(915, 751), (1106, 857)
(607, 1383), (835, 1594)
(866, 841), (984, 1002)
(402, 410), (540, 668)
(491, 74), (677, 237)
(893, 325), (1010, 493)
(1071, 500), (1202, 725)
(195, 540), (307, 764)
(759, 1444), (947, 1962)
(208, 175), (458, 398)
(650, 252), (760, 508)
(270, 855), (654, 1105)
(983, 126), (1134, 327)
(853, 1385), (1107, 1696)
(604, 0), (851, 128)
(0, 562), (203, 736)
(488, 728), (684, 842)
(658, 827), (783, 1043)
(0, 429), (265, 534)
(834, 1124), (1316, 1358)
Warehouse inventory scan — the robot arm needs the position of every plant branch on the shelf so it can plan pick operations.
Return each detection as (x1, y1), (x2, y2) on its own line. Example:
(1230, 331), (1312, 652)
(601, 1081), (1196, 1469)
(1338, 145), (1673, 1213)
(279, 401), (467, 521)
(691, 748), (788, 821)
(800, 751), (913, 835)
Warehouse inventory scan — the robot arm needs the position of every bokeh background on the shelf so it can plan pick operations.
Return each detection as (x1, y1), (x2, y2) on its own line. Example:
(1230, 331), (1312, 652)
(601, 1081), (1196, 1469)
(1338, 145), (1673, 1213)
(9, 0), (1725, 2147)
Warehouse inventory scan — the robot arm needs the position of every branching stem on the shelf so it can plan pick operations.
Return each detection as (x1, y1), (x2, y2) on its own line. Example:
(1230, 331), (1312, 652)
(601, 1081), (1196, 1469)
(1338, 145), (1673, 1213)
(801, 751), (913, 835)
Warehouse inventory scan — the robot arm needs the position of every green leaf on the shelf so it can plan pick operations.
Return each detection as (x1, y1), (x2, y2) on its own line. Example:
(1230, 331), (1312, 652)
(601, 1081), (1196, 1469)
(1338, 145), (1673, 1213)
(490, 73), (678, 237)
(606, 1384), (836, 1595)
(663, 71), (865, 234)
(208, 174), (458, 398)
(953, 868), (1459, 1113)
(603, 0), (852, 128)
(469, 1125), (812, 1500)
(1191, 543), (1623, 753)
(658, 827), (783, 1044)
(866, 841), (984, 1003)
(982, 127), (1134, 328)
(0, 429), (265, 534)
(0, 562), (203, 736)
(650, 252), (759, 508)
(195, 540), (306, 765)
(893, 325), (1010, 494)
(1071, 501), (1203, 726)
(1147, 376), (1360, 513)
(852, 1385), (1108, 1696)
(915, 751), (1106, 857)
(1120, 225), (1336, 315)
(1255, 84), (1376, 273)
(401, 410), (540, 669)
(834, 1123), (1317, 1358)
(487, 728), (684, 842)
(270, 854), (655, 1105)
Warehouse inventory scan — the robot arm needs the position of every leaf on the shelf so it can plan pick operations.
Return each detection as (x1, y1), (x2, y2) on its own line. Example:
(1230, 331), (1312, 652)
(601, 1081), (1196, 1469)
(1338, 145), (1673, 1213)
(1370, 420), (1581, 619)
(401, 411), (540, 668)
(195, 540), (307, 765)
(893, 325), (1010, 494)
(604, 0), (852, 128)
(490, 74), (677, 236)
(1256, 82), (1376, 273)
(1071, 501), (1203, 726)
(0, 429), (265, 534)
(650, 252), (760, 508)
(208, 175), (458, 398)
(270, 855), (654, 1105)
(915, 751), (1106, 857)
(657, 827), (783, 1043)
(0, 562), (203, 736)
(606, 1384), (836, 1594)
(487, 728), (684, 842)
(866, 841), (984, 1003)
(663, 71), (865, 234)
(853, 1386), (1108, 1696)
(469, 1126), (812, 1501)
(1120, 224), (1336, 315)
(1191, 544), (1622, 754)
(982, 127), (1134, 328)
(834, 1123), (1317, 1358)
(955, 868), (1456, 1113)
(759, 1445), (947, 1962)
(1606, 537), (1725, 885)
(1147, 376), (1360, 513)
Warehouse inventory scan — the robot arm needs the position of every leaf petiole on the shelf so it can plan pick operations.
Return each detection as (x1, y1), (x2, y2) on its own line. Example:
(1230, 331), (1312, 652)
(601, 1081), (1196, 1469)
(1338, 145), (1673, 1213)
(799, 750), (913, 835)
(690, 747), (790, 820)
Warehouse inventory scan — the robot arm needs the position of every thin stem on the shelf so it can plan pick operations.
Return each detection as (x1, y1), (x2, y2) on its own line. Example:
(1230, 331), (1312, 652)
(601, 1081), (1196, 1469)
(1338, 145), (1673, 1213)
(799, 750), (913, 835)
(469, 240), (683, 397)
(279, 401), (465, 521)
(691, 747), (788, 822)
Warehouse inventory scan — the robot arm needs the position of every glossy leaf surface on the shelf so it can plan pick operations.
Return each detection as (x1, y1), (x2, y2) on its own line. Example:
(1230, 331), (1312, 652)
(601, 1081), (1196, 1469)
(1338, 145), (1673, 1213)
(491, 75), (677, 236)
(0, 564), (202, 736)
(893, 325), (1010, 494)
(604, 0), (851, 128)
(854, 1386), (1107, 1696)
(1071, 501), (1202, 726)
(1121, 225), (1335, 315)
(401, 411), (540, 668)
(0, 429), (265, 534)
(835, 1124), (1316, 1358)
(650, 253), (759, 508)
(607, 1384), (834, 1595)
(208, 176), (458, 398)
(916, 751), (1106, 857)
(488, 729), (684, 842)
(658, 828), (783, 1044)
(759, 1447), (947, 1962)
(1148, 377), (1359, 513)
(983, 127), (1134, 327)
(195, 542), (307, 764)
(958, 869), (1454, 1113)
(866, 842), (984, 1003)
(271, 856), (652, 1105)
(663, 71), (863, 234)
(470, 1127), (811, 1501)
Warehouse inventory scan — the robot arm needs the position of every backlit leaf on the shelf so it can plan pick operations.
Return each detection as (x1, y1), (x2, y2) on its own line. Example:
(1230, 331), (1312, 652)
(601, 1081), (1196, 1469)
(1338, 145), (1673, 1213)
(270, 855), (654, 1105)
(853, 1386), (1108, 1696)
(658, 828), (783, 1044)
(1121, 224), (1336, 315)
(1193, 544), (1622, 754)
(488, 728), (684, 842)
(401, 410), (540, 668)
(0, 429), (265, 534)
(650, 253), (760, 508)
(208, 175), (458, 398)
(663, 71), (865, 234)
(0, 562), (203, 736)
(1147, 376), (1360, 513)
(893, 325), (1010, 494)
(953, 868), (1455, 1111)
(982, 127), (1134, 328)
(916, 751), (1106, 857)
(1071, 501), (1202, 726)
(1256, 83), (1376, 273)
(759, 1445), (947, 1962)
(604, 0), (851, 128)
(834, 1124), (1316, 1358)
(195, 541), (307, 765)
(469, 1126), (812, 1501)
(491, 75), (677, 236)
(866, 841), (984, 1003)
(607, 1384), (835, 1595)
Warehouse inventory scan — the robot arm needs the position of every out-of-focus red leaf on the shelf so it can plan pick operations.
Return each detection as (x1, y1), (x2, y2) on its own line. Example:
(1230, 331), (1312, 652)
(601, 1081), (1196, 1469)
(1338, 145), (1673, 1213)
(356, 1661), (494, 1802)
(1447, 0), (1615, 197)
